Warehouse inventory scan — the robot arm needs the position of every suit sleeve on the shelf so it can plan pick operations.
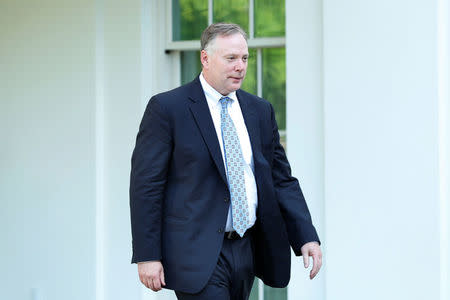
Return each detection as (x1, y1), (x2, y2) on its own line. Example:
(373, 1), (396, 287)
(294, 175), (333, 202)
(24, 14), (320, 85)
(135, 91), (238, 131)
(130, 96), (172, 263)
(269, 103), (320, 256)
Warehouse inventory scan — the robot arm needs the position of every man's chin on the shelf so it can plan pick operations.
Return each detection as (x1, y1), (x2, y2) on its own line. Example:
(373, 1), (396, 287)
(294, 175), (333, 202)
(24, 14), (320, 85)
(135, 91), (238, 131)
(229, 82), (243, 91)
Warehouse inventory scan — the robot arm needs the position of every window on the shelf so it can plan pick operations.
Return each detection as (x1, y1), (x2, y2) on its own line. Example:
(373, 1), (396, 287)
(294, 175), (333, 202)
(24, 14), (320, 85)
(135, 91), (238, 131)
(168, 2), (287, 298)
(168, 0), (287, 149)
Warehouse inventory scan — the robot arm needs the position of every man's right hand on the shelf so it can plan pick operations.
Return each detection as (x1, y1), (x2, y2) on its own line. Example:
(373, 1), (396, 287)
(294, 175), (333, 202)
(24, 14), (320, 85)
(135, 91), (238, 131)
(137, 261), (166, 291)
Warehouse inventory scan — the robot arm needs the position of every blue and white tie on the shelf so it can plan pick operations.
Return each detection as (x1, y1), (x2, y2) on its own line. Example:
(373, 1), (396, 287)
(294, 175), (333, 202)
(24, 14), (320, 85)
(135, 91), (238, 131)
(220, 96), (249, 237)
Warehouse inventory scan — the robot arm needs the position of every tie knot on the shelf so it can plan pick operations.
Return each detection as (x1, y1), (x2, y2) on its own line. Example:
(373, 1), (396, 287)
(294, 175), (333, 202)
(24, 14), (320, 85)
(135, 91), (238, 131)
(219, 96), (232, 107)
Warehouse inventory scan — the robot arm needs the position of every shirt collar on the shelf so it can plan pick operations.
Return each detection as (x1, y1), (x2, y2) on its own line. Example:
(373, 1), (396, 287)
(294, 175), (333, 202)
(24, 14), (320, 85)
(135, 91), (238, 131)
(199, 72), (238, 104)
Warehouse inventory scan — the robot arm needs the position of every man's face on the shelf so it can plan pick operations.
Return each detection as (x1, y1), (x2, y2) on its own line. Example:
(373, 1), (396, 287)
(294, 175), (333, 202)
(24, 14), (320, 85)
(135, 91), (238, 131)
(201, 33), (248, 96)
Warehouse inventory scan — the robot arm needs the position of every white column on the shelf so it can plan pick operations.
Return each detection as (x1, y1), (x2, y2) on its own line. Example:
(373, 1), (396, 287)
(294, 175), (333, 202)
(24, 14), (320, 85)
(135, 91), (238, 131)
(139, 1), (179, 299)
(95, 0), (106, 299)
(286, 0), (325, 300)
(0, 1), (97, 299)
(437, 0), (450, 299)
(100, 0), (144, 299)
(323, 0), (441, 299)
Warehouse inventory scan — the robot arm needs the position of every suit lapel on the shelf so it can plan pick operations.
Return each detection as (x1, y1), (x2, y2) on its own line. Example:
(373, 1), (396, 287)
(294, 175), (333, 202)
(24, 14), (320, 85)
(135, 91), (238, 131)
(188, 78), (228, 185)
(236, 90), (262, 156)
(187, 79), (262, 186)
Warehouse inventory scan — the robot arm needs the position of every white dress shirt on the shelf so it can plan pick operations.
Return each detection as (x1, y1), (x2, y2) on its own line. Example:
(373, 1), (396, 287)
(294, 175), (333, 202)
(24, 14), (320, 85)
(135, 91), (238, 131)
(199, 73), (258, 232)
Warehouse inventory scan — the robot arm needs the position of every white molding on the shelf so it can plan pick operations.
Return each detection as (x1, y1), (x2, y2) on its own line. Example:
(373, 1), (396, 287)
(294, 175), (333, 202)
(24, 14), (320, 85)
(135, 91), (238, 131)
(95, 0), (105, 300)
(166, 0), (172, 49)
(166, 40), (202, 51)
(249, 37), (285, 48)
(142, 0), (152, 108)
(165, 37), (285, 51)
(257, 48), (262, 97)
(165, 1), (284, 51)
(208, 0), (213, 25)
(286, 0), (324, 299)
(438, 0), (450, 299)
(249, 0), (255, 38)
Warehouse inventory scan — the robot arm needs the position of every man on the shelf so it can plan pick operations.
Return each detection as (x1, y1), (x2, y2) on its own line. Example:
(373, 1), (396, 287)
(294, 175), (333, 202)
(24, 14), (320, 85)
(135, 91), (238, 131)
(130, 23), (322, 299)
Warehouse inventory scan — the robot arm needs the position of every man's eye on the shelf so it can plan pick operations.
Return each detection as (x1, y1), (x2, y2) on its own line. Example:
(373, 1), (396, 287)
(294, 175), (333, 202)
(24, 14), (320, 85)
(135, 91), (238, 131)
(227, 57), (235, 61)
(243, 57), (248, 62)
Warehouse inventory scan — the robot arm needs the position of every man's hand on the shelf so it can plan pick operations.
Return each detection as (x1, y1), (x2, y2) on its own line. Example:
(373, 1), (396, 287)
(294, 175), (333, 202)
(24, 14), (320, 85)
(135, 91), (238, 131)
(300, 242), (322, 280)
(137, 261), (166, 291)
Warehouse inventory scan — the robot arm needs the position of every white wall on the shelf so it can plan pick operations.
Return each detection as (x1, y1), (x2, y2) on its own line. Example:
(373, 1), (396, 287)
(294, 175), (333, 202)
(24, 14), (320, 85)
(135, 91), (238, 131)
(437, 2), (450, 299)
(286, 0), (325, 300)
(96, 0), (177, 299)
(0, 0), (153, 299)
(0, 1), (97, 299)
(3, 0), (449, 299)
(322, 0), (445, 299)
(99, 0), (143, 299)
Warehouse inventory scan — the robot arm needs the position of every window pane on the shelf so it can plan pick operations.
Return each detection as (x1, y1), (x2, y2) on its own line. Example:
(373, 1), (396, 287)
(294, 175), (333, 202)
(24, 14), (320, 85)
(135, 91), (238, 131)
(173, 0), (208, 41)
(240, 48), (257, 95)
(213, 0), (249, 34)
(254, 0), (285, 37)
(181, 51), (202, 84)
(264, 285), (287, 300)
(262, 47), (286, 130)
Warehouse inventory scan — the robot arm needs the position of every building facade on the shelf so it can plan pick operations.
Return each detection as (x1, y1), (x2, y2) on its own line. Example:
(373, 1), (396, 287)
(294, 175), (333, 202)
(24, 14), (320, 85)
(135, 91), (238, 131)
(1, 0), (449, 300)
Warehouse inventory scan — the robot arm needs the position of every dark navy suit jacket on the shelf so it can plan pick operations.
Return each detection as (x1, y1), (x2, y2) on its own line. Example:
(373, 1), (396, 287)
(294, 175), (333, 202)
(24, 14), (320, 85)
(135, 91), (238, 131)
(130, 76), (320, 293)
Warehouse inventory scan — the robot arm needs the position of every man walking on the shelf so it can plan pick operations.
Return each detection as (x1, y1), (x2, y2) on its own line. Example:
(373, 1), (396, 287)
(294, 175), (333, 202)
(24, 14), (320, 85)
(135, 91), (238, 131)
(130, 22), (322, 300)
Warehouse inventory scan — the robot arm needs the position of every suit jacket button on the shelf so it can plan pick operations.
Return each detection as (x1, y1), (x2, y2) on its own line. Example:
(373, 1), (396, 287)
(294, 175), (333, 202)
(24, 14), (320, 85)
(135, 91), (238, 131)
(218, 228), (223, 233)
(224, 197), (229, 202)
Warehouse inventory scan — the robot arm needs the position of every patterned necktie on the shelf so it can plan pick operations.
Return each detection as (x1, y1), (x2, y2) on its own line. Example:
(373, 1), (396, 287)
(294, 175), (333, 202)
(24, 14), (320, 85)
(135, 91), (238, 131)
(219, 96), (249, 237)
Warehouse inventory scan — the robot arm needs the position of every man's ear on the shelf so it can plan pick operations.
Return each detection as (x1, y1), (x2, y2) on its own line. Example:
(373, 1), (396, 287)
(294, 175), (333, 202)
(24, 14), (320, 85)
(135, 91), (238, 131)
(200, 50), (208, 68)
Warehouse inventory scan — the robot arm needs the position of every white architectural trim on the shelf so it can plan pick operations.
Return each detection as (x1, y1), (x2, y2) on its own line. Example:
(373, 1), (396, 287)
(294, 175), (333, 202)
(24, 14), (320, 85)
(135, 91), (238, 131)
(166, 0), (173, 51)
(208, 0), (213, 25)
(256, 48), (262, 97)
(286, 0), (324, 299)
(438, 0), (450, 299)
(249, 0), (255, 38)
(95, 0), (105, 299)
(140, 3), (178, 299)
(165, 37), (285, 51)
(166, 40), (202, 51)
(141, 0), (153, 108)
(248, 37), (285, 48)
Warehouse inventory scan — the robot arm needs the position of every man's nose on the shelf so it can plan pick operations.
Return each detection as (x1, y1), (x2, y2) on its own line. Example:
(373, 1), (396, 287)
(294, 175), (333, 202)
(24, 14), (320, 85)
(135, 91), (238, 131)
(234, 59), (245, 71)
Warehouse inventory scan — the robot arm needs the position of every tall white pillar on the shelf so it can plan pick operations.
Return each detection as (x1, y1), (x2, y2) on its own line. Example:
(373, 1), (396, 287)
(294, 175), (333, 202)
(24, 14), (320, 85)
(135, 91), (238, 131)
(286, 1), (325, 299)
(437, 0), (450, 299)
(323, 0), (441, 299)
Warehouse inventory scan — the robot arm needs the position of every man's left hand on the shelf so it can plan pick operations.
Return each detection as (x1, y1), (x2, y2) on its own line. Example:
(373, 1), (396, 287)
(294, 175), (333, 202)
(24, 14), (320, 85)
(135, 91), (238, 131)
(300, 242), (322, 279)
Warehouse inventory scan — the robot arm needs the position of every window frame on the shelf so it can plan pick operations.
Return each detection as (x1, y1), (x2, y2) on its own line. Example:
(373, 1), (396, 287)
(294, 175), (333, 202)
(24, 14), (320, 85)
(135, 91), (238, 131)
(165, 0), (286, 51)
(166, 0), (287, 147)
